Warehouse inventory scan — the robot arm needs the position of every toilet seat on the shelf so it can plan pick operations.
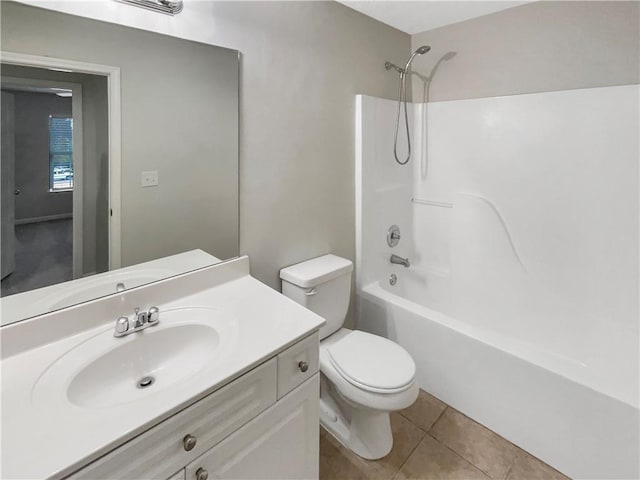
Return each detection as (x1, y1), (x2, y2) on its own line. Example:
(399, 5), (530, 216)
(327, 330), (415, 394)
(319, 329), (418, 412)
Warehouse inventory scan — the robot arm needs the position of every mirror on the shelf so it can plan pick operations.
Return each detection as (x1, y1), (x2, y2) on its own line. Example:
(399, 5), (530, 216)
(0, 1), (239, 325)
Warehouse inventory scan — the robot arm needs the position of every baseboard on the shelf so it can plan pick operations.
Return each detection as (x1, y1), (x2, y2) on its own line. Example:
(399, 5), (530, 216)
(15, 213), (72, 225)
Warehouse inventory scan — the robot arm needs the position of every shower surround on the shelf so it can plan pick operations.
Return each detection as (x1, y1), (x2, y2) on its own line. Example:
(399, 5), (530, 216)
(355, 86), (639, 479)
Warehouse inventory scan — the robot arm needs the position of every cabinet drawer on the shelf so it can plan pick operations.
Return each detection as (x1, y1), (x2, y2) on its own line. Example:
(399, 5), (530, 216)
(277, 332), (319, 398)
(70, 359), (277, 480)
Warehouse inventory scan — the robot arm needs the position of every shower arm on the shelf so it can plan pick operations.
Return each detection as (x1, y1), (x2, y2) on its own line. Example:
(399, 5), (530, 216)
(385, 61), (405, 75)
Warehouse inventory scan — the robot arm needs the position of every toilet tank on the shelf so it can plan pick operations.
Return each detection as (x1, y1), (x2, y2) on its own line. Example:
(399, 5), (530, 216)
(280, 254), (353, 340)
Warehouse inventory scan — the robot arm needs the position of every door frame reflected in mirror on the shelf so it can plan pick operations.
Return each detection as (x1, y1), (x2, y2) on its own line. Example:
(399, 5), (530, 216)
(1, 50), (122, 270)
(1, 75), (85, 278)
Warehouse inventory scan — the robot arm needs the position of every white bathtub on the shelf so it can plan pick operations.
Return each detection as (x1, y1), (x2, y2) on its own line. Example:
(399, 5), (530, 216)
(357, 275), (639, 479)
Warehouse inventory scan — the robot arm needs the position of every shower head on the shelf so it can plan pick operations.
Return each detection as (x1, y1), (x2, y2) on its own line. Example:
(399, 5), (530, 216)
(404, 45), (431, 73)
(384, 45), (432, 76)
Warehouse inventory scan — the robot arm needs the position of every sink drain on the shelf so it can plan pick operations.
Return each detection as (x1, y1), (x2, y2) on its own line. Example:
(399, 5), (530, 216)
(137, 376), (155, 389)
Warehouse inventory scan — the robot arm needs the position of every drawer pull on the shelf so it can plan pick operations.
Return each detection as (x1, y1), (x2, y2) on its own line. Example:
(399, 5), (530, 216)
(298, 361), (309, 373)
(195, 468), (209, 480)
(183, 434), (197, 451)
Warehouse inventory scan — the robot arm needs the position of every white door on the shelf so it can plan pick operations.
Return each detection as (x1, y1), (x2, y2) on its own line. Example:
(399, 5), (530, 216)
(1, 91), (16, 280)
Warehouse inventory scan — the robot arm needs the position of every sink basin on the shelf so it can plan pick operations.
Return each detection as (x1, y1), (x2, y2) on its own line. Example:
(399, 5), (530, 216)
(68, 324), (218, 408)
(32, 307), (236, 409)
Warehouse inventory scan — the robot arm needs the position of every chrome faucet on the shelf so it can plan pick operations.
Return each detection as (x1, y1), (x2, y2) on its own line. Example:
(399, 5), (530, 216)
(390, 254), (410, 268)
(133, 308), (147, 328)
(114, 306), (160, 337)
(116, 282), (126, 292)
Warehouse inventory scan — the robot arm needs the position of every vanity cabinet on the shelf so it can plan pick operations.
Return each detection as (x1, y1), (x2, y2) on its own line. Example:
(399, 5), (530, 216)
(69, 332), (320, 480)
(185, 374), (318, 480)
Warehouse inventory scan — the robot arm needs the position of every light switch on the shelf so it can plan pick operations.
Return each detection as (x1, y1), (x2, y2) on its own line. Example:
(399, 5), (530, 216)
(141, 171), (159, 187)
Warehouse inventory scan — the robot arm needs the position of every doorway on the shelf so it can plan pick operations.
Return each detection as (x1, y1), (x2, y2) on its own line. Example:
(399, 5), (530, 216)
(1, 77), (83, 295)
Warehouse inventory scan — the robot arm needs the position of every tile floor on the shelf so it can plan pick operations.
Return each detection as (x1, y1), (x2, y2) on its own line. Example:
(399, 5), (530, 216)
(319, 389), (570, 480)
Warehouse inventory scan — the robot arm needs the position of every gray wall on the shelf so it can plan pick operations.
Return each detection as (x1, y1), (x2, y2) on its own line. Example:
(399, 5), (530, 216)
(6, 91), (72, 221)
(2, 1), (410, 325)
(181, 2), (409, 325)
(200, 2), (409, 326)
(2, 65), (110, 275)
(411, 1), (640, 102)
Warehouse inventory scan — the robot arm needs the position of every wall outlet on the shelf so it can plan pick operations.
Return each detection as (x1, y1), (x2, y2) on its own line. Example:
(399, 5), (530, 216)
(141, 171), (159, 187)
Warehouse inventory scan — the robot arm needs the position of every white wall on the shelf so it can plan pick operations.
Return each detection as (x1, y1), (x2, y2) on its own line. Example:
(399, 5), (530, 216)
(12, 1), (410, 324)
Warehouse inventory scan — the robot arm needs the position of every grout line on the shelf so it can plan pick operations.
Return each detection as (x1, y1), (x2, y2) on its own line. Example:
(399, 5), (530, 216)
(397, 409), (413, 424)
(405, 394), (518, 479)
(435, 433), (508, 480)
(425, 431), (493, 480)
(392, 432), (426, 480)
(504, 453), (517, 480)
(427, 405), (449, 433)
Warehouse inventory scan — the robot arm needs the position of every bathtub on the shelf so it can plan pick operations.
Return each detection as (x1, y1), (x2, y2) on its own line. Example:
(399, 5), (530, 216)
(357, 274), (639, 479)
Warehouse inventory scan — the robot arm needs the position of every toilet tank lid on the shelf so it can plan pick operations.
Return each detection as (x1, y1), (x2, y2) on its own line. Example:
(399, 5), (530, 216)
(280, 254), (353, 288)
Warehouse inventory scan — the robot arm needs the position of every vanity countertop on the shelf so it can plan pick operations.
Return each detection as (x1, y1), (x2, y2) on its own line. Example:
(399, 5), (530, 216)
(0, 256), (325, 479)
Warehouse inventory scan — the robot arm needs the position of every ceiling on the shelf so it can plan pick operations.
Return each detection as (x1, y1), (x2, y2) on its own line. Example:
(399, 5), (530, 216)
(1, 84), (72, 97)
(338, 1), (533, 35)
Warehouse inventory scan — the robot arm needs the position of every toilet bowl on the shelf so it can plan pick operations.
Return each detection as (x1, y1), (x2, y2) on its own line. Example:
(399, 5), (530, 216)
(319, 328), (418, 458)
(280, 254), (418, 459)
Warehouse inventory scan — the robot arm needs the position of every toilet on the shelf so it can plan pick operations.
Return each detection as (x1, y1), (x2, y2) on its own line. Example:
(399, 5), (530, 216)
(280, 254), (418, 460)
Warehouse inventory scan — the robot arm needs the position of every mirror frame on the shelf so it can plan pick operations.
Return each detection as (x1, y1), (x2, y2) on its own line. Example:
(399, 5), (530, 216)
(1, 50), (123, 269)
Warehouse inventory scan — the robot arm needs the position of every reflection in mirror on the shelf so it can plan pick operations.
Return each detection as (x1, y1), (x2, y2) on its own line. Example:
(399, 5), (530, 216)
(1, 249), (218, 325)
(0, 1), (239, 325)
(1, 66), (110, 293)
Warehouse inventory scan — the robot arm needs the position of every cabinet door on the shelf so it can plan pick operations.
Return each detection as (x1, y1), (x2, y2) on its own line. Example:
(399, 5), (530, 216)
(186, 374), (319, 480)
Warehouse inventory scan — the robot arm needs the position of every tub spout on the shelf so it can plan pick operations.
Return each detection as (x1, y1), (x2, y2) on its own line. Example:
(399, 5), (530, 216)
(390, 254), (410, 268)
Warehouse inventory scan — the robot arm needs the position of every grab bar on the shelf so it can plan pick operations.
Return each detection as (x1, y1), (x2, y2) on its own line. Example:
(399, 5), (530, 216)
(412, 198), (453, 208)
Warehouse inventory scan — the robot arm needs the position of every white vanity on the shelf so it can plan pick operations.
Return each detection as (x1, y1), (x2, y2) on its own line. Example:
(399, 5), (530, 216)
(0, 256), (325, 479)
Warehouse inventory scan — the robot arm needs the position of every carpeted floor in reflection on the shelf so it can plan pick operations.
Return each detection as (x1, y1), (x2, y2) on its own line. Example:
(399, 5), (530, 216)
(1, 218), (72, 296)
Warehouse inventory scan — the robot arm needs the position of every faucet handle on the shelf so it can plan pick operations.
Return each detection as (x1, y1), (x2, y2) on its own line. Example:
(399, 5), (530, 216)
(148, 306), (160, 324)
(114, 316), (130, 337)
(133, 307), (147, 328)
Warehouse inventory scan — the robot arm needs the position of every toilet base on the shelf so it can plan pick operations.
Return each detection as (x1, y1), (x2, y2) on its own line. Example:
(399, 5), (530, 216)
(319, 376), (394, 460)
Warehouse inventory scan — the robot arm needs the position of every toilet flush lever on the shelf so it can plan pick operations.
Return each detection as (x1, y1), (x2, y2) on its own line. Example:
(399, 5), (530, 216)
(305, 288), (318, 296)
